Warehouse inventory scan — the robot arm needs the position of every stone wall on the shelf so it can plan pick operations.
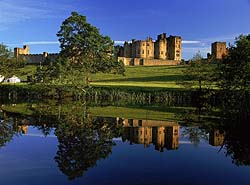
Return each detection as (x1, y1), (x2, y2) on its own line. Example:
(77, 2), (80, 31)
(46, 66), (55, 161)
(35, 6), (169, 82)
(118, 57), (180, 66)
(20, 53), (59, 64)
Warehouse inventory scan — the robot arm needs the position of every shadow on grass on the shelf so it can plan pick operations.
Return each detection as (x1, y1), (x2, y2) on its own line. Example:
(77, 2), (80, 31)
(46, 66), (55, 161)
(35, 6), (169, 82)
(93, 74), (186, 83)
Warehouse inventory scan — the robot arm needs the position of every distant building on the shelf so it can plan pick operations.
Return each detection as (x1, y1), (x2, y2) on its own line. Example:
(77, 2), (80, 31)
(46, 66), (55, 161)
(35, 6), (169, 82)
(118, 33), (182, 66)
(14, 45), (58, 64)
(211, 42), (227, 60)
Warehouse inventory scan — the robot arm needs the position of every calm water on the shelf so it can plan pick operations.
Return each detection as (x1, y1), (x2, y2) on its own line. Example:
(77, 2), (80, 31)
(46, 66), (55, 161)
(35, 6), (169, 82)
(0, 102), (250, 185)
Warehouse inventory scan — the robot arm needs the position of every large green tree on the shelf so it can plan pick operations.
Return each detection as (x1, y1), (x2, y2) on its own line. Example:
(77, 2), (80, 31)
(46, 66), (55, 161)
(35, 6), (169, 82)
(57, 12), (124, 87)
(218, 34), (250, 91)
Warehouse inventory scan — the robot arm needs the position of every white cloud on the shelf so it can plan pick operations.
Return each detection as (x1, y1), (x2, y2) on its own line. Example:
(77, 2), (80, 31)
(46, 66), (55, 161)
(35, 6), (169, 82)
(182, 47), (210, 53)
(23, 41), (59, 45)
(114, 40), (125, 45)
(182, 40), (201, 44)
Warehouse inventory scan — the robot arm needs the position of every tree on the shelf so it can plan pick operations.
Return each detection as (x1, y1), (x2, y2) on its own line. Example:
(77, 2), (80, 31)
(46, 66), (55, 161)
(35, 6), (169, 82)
(178, 52), (214, 91)
(54, 105), (120, 180)
(57, 12), (124, 87)
(0, 43), (12, 61)
(0, 43), (26, 80)
(0, 120), (15, 148)
(217, 34), (250, 92)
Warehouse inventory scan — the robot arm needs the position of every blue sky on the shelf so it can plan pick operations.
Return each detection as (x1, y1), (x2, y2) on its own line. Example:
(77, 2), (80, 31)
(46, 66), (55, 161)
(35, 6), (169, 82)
(0, 0), (250, 59)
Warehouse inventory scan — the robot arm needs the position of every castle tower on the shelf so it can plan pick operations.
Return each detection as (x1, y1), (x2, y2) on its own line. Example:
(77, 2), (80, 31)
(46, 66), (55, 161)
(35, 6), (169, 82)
(165, 125), (179, 150)
(209, 130), (225, 146)
(131, 39), (137, 58)
(152, 126), (165, 152)
(154, 33), (167, 60)
(18, 125), (28, 134)
(167, 36), (182, 61)
(14, 45), (30, 59)
(211, 42), (227, 59)
(133, 37), (154, 59)
(123, 41), (132, 58)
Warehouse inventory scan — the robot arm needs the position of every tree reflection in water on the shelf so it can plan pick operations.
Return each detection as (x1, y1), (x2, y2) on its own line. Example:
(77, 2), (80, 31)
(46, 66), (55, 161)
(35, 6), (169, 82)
(54, 115), (121, 180)
(178, 90), (250, 166)
(0, 118), (15, 148)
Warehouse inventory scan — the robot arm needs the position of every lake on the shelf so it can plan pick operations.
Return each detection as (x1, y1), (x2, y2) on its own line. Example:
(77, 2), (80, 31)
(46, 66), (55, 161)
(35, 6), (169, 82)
(0, 100), (249, 185)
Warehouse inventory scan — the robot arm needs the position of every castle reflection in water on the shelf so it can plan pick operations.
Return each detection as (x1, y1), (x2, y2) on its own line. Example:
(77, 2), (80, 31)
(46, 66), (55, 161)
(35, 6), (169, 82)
(14, 118), (225, 152)
(121, 119), (179, 152)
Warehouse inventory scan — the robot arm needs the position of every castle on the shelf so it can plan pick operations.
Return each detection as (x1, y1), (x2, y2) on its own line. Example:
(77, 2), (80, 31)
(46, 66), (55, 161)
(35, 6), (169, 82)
(14, 45), (58, 64)
(118, 33), (182, 66)
(14, 39), (227, 65)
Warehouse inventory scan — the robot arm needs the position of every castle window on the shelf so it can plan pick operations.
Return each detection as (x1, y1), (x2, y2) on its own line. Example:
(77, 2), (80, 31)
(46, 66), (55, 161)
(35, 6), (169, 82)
(148, 50), (150, 54)
(161, 51), (163, 55)
(138, 120), (142, 126)
(142, 50), (144, 54)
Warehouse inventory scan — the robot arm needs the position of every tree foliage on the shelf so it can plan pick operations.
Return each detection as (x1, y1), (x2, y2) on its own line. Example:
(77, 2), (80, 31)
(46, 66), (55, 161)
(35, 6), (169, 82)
(57, 12), (124, 86)
(178, 52), (214, 90)
(217, 34), (250, 91)
(0, 43), (26, 80)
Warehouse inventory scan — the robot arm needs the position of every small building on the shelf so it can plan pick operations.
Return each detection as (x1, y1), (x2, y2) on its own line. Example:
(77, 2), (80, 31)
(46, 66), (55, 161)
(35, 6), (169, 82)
(4, 75), (21, 83)
(0, 75), (4, 83)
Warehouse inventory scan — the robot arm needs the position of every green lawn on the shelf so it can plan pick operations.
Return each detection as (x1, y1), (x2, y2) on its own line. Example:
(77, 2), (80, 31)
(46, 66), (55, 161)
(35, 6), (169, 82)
(17, 64), (216, 90)
(91, 65), (186, 89)
(19, 64), (37, 81)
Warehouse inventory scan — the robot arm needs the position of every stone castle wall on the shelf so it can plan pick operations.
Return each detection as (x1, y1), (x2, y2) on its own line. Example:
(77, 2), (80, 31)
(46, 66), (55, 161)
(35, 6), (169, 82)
(14, 45), (58, 64)
(118, 57), (181, 66)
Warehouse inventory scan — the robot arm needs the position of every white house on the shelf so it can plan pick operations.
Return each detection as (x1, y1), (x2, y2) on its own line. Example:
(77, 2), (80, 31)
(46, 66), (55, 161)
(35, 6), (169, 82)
(0, 75), (4, 82)
(4, 75), (21, 83)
